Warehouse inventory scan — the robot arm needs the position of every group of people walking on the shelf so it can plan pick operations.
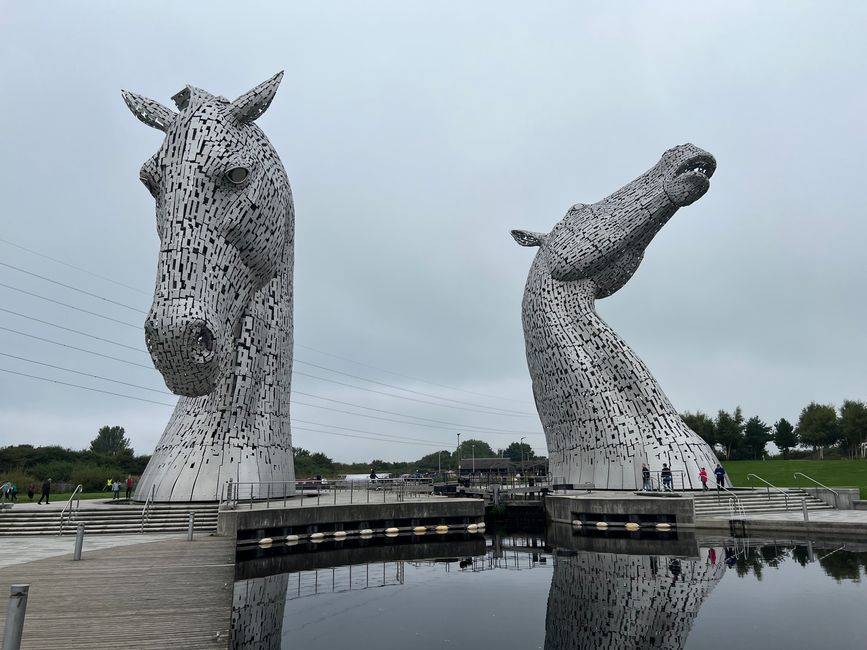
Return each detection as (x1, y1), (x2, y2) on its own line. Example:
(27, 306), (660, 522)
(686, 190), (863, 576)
(1, 480), (51, 502)
(641, 463), (727, 491)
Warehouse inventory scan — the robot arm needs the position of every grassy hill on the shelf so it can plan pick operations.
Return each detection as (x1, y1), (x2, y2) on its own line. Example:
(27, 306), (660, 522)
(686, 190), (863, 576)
(724, 459), (867, 499)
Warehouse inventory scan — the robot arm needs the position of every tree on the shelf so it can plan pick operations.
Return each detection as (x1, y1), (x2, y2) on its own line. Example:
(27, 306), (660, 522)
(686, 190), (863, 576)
(796, 402), (839, 459)
(415, 450), (452, 471)
(773, 418), (798, 459)
(839, 400), (867, 459)
(743, 416), (772, 459)
(456, 439), (495, 466)
(715, 408), (745, 459)
(89, 426), (131, 458)
(681, 411), (716, 447)
(502, 441), (535, 464)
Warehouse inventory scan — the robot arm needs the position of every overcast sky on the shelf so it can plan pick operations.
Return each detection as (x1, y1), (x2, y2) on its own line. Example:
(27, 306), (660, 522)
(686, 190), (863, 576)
(0, 2), (865, 463)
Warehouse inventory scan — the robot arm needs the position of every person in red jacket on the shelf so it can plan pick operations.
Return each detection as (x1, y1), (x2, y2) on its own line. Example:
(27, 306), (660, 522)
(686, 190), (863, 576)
(699, 467), (709, 491)
(125, 474), (133, 499)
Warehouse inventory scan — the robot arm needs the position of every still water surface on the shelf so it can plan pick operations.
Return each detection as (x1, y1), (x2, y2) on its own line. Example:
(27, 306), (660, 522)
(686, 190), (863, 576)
(232, 526), (867, 649)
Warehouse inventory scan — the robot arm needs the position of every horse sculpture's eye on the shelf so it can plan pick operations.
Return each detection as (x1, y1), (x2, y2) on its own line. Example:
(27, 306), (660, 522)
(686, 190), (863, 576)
(225, 167), (250, 185)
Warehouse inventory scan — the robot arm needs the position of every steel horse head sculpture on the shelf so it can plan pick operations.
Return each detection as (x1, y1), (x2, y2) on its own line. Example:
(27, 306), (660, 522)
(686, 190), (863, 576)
(123, 72), (295, 501)
(512, 144), (726, 490)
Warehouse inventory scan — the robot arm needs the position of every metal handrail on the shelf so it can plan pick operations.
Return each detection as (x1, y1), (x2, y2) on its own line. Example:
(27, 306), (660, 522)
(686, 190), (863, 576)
(746, 473), (789, 510)
(140, 485), (155, 533)
(221, 478), (434, 510)
(714, 484), (746, 516)
(58, 484), (83, 535)
(728, 496), (745, 518)
(794, 472), (839, 507)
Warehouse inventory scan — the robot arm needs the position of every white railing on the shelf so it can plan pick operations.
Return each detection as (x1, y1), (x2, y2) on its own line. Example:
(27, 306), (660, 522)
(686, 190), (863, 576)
(746, 473), (789, 510)
(58, 484), (83, 535)
(715, 485), (745, 517)
(139, 485), (155, 533)
(220, 478), (434, 510)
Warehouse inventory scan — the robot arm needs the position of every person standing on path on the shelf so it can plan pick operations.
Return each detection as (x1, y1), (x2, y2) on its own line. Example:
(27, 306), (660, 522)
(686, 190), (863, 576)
(37, 478), (51, 504)
(661, 464), (673, 491)
(714, 464), (726, 490)
(27, 482), (35, 501)
(641, 463), (652, 491)
(126, 474), (133, 499)
(699, 467), (709, 491)
(112, 480), (121, 500)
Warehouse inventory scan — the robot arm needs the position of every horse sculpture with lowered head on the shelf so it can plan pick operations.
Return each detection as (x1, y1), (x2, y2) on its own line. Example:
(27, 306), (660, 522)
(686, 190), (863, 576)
(512, 143), (726, 491)
(122, 72), (295, 501)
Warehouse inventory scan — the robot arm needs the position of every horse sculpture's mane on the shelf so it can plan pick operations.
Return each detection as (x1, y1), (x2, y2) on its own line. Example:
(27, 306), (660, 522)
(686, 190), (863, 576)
(123, 73), (295, 501)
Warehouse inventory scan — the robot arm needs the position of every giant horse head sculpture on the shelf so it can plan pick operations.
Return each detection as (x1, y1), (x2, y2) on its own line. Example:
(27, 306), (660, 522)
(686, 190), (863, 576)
(511, 144), (724, 491)
(123, 74), (296, 502)
(123, 72), (292, 396)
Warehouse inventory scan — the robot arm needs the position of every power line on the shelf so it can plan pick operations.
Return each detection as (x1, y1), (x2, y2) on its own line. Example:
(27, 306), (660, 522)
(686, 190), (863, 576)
(0, 261), (147, 314)
(294, 358), (536, 416)
(297, 342), (535, 407)
(0, 326), (154, 370)
(0, 352), (170, 395)
(0, 282), (140, 329)
(292, 426), (439, 448)
(0, 307), (146, 354)
(0, 236), (151, 296)
(291, 418), (446, 446)
(0, 246), (533, 410)
(0, 367), (174, 407)
(293, 369), (531, 418)
(292, 392), (542, 436)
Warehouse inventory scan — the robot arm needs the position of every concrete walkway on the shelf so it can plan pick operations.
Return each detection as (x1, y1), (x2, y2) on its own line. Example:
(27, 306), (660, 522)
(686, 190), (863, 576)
(0, 533), (182, 569)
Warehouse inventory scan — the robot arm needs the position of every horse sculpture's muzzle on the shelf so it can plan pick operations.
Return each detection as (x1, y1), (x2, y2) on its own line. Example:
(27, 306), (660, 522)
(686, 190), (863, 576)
(145, 298), (223, 397)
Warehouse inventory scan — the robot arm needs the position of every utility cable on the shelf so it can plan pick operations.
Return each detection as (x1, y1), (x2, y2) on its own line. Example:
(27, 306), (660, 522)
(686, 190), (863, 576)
(0, 282), (140, 329)
(0, 236), (151, 296)
(0, 261), (147, 314)
(0, 326), (154, 370)
(0, 307), (146, 354)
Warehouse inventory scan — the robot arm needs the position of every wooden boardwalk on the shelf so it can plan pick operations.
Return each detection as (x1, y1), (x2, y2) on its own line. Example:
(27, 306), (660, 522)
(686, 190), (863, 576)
(0, 535), (235, 649)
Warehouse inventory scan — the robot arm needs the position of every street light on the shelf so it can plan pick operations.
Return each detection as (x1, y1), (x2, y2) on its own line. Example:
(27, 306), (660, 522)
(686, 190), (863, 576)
(457, 433), (461, 479)
(437, 450), (442, 476)
(472, 444), (475, 474)
(520, 436), (526, 481)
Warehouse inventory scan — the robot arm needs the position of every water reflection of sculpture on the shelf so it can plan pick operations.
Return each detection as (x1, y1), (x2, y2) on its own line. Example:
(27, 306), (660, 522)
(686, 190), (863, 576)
(545, 549), (725, 650)
(512, 145), (726, 490)
(121, 73), (295, 501)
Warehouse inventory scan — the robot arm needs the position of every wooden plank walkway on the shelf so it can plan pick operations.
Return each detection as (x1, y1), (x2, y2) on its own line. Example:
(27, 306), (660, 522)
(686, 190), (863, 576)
(0, 535), (235, 649)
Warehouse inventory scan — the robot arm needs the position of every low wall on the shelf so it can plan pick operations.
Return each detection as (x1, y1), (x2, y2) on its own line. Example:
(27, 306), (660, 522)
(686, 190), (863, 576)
(545, 493), (695, 527)
(219, 498), (484, 539)
(801, 487), (860, 509)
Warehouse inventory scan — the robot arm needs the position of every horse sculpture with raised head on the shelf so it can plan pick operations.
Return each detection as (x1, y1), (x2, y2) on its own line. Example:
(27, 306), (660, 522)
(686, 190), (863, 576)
(512, 143), (726, 490)
(122, 72), (295, 501)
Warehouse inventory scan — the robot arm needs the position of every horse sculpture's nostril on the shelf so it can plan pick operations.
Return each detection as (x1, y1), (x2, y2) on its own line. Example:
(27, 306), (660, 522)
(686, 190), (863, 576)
(188, 320), (216, 364)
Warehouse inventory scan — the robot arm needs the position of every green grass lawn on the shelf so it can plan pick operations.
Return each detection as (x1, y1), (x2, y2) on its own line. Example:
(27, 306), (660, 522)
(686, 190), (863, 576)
(725, 459), (867, 499)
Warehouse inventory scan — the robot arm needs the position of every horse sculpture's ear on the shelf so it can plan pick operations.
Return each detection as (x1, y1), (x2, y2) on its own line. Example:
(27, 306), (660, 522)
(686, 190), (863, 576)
(121, 90), (177, 132)
(227, 71), (284, 124)
(511, 230), (546, 247)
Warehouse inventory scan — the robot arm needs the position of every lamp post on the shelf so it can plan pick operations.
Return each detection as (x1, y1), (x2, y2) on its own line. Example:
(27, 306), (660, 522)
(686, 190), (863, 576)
(520, 436), (526, 482)
(457, 433), (461, 479)
(437, 450), (442, 477)
(472, 444), (475, 474)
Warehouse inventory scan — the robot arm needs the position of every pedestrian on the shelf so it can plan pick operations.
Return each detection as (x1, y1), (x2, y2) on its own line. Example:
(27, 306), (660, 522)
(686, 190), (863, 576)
(105, 477), (112, 492)
(661, 464), (673, 491)
(0, 481), (9, 501)
(10, 484), (17, 501)
(641, 463), (652, 491)
(126, 474), (133, 499)
(27, 482), (35, 501)
(699, 467), (708, 491)
(369, 468), (377, 480)
(714, 464), (726, 490)
(112, 480), (121, 500)
(37, 478), (51, 505)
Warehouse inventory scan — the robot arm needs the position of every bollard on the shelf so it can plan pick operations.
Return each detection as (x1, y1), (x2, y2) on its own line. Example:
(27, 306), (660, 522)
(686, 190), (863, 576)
(187, 512), (195, 541)
(802, 498), (809, 522)
(3, 584), (29, 650)
(73, 523), (85, 561)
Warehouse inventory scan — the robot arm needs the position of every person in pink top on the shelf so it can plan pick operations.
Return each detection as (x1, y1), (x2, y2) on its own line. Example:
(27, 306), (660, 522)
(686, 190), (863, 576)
(699, 467), (709, 491)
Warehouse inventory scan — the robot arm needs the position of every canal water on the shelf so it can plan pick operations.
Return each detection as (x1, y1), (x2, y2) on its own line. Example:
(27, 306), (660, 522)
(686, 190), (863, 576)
(232, 525), (867, 649)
